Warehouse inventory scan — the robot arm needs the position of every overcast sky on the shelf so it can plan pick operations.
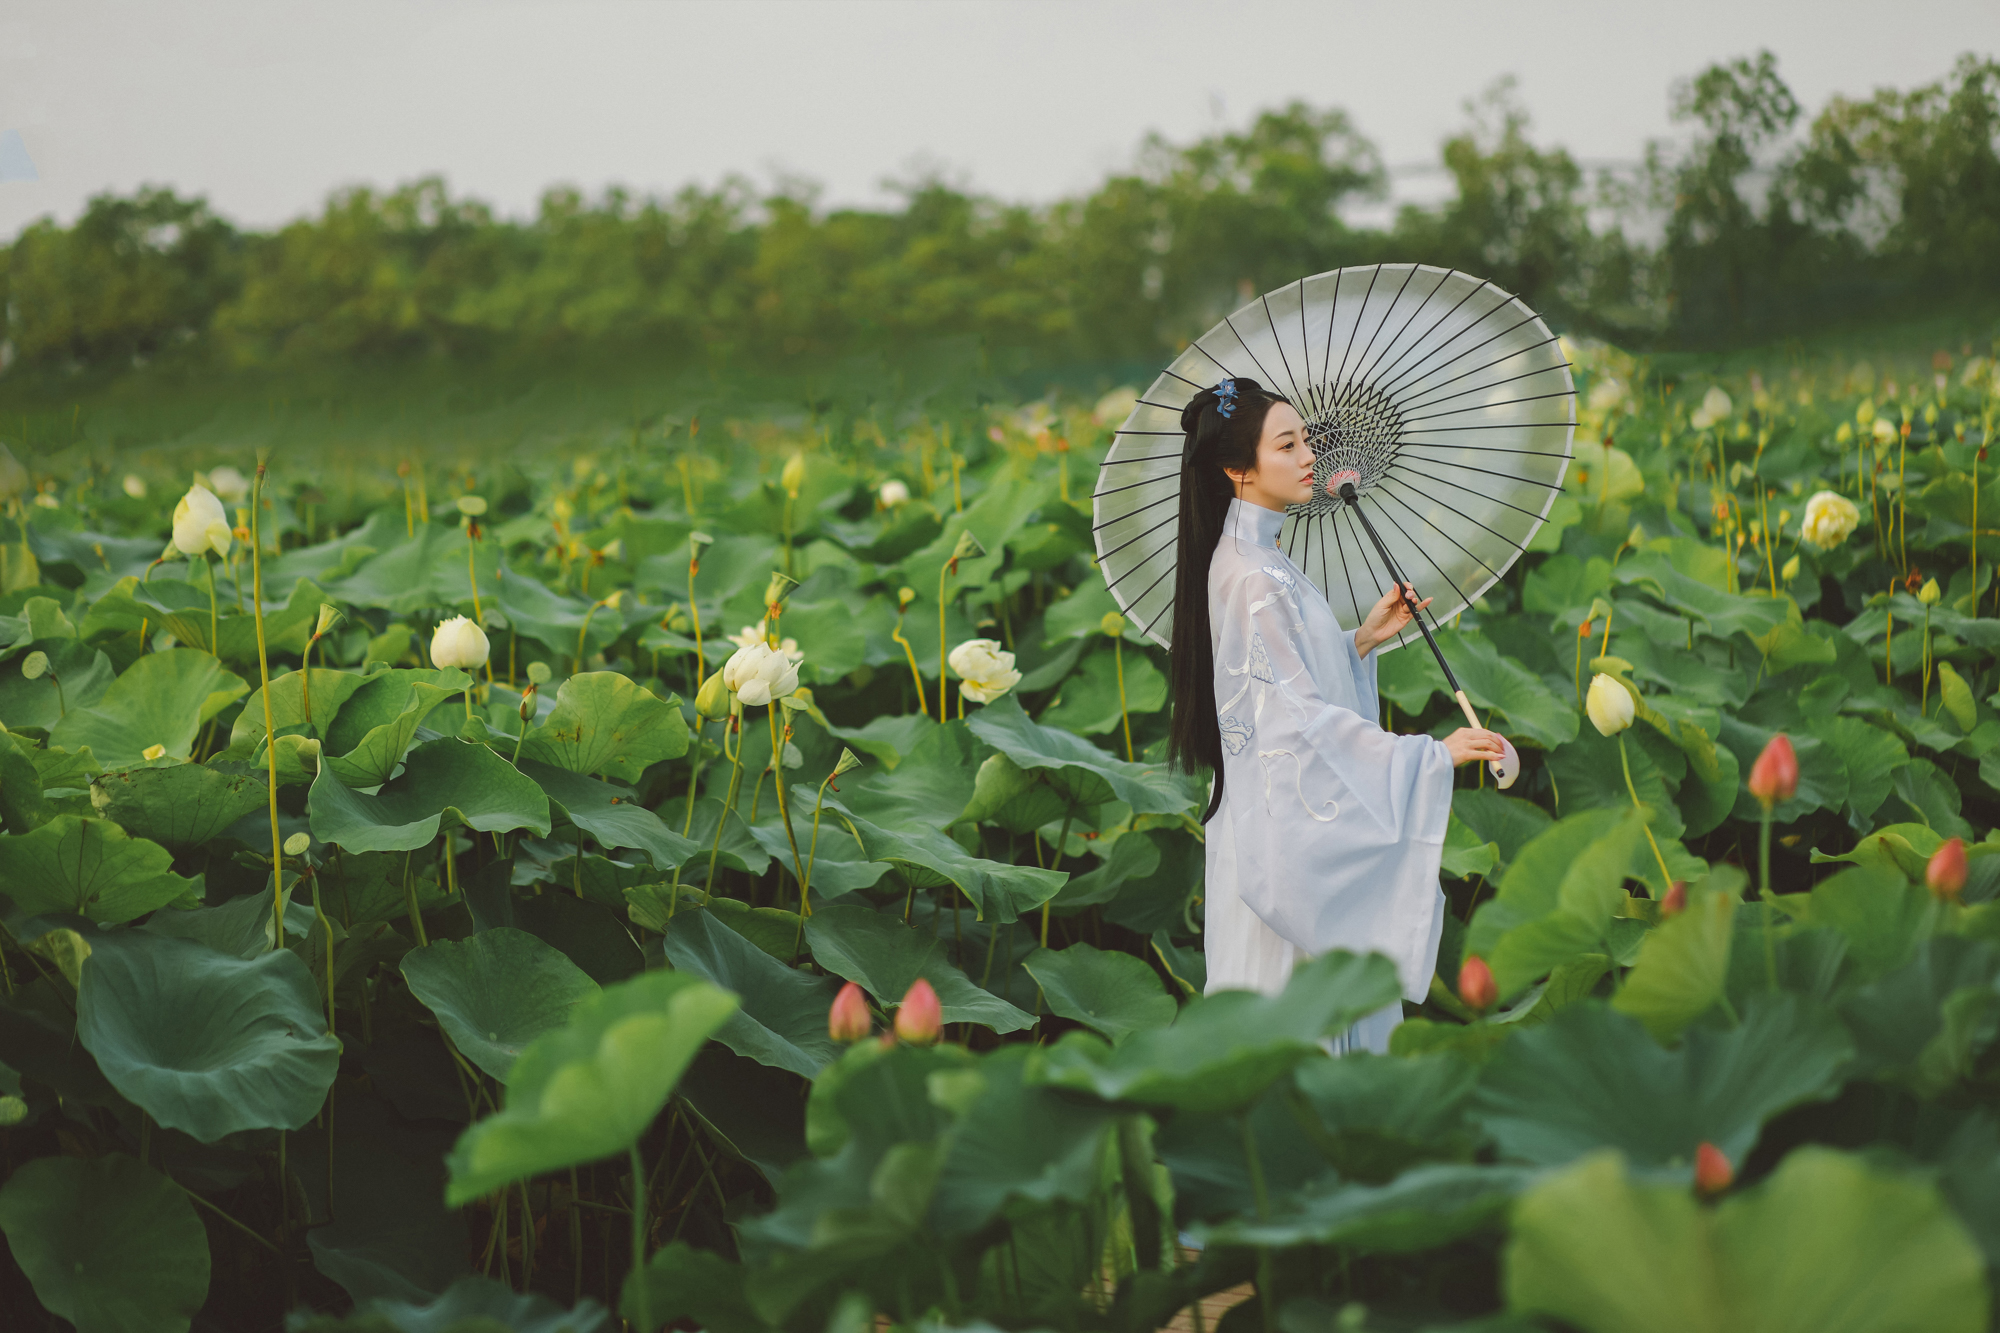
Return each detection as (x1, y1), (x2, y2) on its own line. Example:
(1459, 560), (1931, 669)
(1, 0), (1994, 241)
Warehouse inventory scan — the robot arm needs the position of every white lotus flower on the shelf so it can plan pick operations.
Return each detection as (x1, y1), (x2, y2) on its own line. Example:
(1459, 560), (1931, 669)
(878, 479), (911, 507)
(1800, 490), (1860, 550)
(1586, 673), (1635, 737)
(1871, 417), (1897, 444)
(949, 638), (1022, 704)
(207, 466), (250, 505)
(172, 484), (233, 557)
(1689, 386), (1733, 431)
(723, 641), (800, 708)
(727, 620), (801, 662)
(122, 474), (147, 498)
(430, 615), (490, 669)
(1586, 379), (1626, 413)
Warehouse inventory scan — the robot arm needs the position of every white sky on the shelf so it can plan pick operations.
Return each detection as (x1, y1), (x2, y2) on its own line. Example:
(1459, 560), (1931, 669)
(1, 0), (1994, 241)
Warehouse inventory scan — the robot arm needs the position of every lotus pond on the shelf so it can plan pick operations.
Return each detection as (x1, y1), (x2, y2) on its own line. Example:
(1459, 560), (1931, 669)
(2, 339), (2000, 1333)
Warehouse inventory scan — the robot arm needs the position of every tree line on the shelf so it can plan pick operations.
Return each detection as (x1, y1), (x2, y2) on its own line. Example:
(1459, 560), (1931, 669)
(2, 51), (1996, 382)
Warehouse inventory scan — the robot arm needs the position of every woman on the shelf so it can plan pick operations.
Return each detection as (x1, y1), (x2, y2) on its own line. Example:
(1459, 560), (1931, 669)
(1165, 377), (1506, 1053)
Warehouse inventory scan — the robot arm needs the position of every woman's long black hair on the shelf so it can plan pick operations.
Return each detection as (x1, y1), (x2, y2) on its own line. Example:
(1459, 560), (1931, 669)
(1164, 377), (1291, 823)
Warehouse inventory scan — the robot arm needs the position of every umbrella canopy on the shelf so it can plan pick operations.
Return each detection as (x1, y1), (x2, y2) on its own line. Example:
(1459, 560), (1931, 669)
(1093, 263), (1576, 652)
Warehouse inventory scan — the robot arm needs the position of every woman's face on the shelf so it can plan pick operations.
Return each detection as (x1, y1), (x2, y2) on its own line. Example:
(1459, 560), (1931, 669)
(1225, 401), (1314, 511)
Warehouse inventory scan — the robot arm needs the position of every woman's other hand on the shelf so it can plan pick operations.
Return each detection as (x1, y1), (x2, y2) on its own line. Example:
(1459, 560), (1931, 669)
(1355, 583), (1432, 657)
(1443, 728), (1507, 767)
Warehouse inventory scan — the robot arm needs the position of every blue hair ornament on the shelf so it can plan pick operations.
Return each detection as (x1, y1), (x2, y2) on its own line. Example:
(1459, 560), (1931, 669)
(1213, 378), (1238, 418)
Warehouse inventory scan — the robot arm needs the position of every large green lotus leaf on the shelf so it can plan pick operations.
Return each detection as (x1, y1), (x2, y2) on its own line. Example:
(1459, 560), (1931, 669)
(1465, 808), (1644, 1000)
(0, 728), (50, 833)
(309, 738), (551, 853)
(1717, 715), (1848, 823)
(323, 668), (472, 788)
(964, 694), (1193, 815)
(1292, 1052), (1483, 1183)
(0, 815), (199, 924)
(1810, 713), (1910, 826)
(660, 907), (841, 1077)
(519, 671), (689, 783)
(1504, 1147), (1988, 1333)
(1783, 864), (1935, 981)
(50, 648), (247, 768)
(1440, 809), (1500, 880)
(804, 901), (1033, 1033)
(323, 524), (478, 615)
(227, 667), (368, 750)
(299, 1275), (611, 1333)
(522, 759), (698, 870)
(132, 576), (332, 667)
(77, 931), (340, 1141)
(832, 804), (1067, 925)
(141, 889), (284, 959)
(0, 638), (113, 730)
(745, 818), (888, 898)
(1543, 725), (1687, 842)
(675, 797), (772, 882)
(1840, 936), (2000, 1096)
(1037, 645), (1166, 736)
(306, 1091), (470, 1306)
(1611, 887), (1738, 1041)
(928, 1044), (1118, 1236)
(87, 761), (268, 849)
(622, 1242), (765, 1333)
(1432, 628), (1581, 749)
(1610, 550), (1794, 641)
(1023, 942), (1175, 1044)
(400, 928), (600, 1083)
(952, 752), (1071, 836)
(0, 1153), (209, 1333)
(1194, 1163), (1536, 1253)
(1028, 950), (1402, 1115)
(444, 969), (738, 1204)
(496, 569), (642, 663)
(1472, 996), (1851, 1170)
(838, 719), (984, 829)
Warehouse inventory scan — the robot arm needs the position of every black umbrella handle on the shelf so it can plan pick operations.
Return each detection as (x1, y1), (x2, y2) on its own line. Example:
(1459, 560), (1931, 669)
(1338, 482), (1484, 733)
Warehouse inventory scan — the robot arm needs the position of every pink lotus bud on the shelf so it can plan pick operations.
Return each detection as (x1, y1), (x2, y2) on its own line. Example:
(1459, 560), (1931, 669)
(893, 978), (942, 1045)
(828, 982), (871, 1043)
(1661, 882), (1688, 918)
(1927, 838), (1968, 901)
(1694, 1142), (1733, 1195)
(1458, 955), (1497, 1012)
(1747, 734), (1798, 809)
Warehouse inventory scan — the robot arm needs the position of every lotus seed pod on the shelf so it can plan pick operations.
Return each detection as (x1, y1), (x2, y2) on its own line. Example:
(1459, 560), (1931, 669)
(283, 831), (311, 856)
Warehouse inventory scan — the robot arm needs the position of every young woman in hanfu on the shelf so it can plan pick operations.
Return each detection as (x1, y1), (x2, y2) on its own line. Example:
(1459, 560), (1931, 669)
(1165, 377), (1506, 1054)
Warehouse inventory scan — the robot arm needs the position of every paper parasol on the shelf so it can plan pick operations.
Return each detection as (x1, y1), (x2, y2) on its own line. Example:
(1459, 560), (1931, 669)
(1092, 263), (1577, 786)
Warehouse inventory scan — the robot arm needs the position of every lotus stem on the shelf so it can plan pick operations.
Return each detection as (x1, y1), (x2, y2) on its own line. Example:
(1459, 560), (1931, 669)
(767, 704), (808, 915)
(1033, 808), (1075, 1016)
(629, 1141), (650, 1333)
(1114, 633), (1133, 762)
(1241, 1115), (1277, 1333)
(251, 460), (283, 949)
(1759, 805), (1777, 991)
(204, 552), (219, 657)
(891, 614), (928, 721)
(311, 871), (335, 1037)
(939, 561), (951, 720)
(1617, 733), (1673, 899)
(701, 714), (746, 903)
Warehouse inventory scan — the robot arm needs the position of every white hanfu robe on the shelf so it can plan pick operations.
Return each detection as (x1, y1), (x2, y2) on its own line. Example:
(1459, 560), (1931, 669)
(1202, 497), (1454, 1054)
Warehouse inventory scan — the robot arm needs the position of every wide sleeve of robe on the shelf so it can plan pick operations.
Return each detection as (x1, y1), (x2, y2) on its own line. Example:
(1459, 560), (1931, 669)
(1210, 552), (1454, 1003)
